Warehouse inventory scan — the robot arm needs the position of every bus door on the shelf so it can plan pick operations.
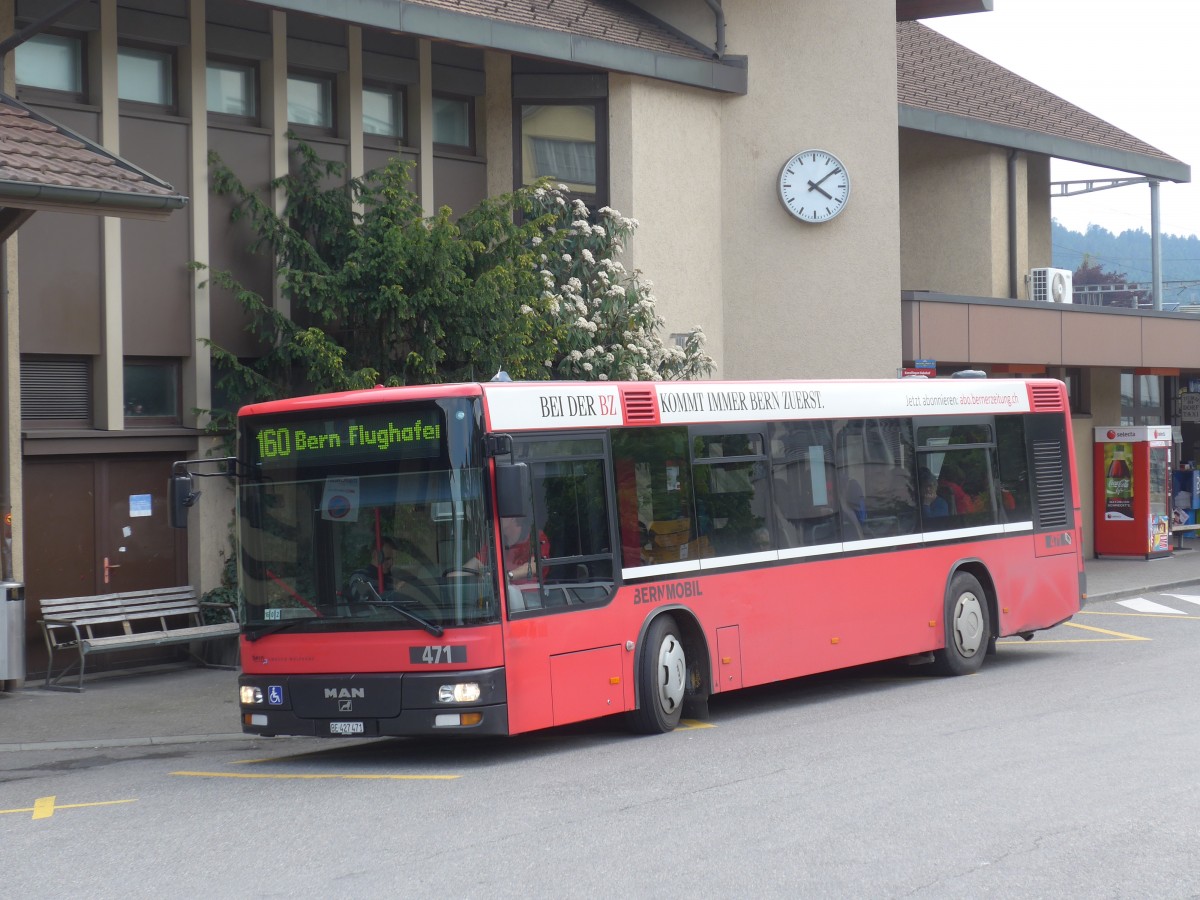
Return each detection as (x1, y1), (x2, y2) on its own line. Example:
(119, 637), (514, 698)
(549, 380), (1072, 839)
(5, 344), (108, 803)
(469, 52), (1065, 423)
(503, 434), (621, 730)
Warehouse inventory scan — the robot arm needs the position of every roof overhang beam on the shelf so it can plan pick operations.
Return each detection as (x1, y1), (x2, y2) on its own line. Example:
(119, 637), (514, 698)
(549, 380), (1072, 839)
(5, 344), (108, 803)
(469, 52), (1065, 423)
(248, 0), (748, 94)
(0, 182), (188, 220)
(899, 104), (1192, 183)
(896, 0), (993, 21)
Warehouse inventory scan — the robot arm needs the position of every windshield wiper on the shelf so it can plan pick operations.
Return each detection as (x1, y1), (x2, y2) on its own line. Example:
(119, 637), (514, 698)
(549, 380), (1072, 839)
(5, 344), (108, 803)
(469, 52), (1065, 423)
(245, 618), (316, 642)
(356, 581), (444, 637)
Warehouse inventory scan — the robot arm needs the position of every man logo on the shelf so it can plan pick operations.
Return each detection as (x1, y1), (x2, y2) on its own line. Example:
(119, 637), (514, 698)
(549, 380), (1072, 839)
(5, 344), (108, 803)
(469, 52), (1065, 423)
(324, 688), (365, 699)
(338, 699), (353, 712)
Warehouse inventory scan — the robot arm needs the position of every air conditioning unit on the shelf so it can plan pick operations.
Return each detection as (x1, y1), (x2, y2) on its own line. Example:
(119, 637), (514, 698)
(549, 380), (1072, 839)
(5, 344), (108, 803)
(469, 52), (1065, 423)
(1030, 267), (1074, 304)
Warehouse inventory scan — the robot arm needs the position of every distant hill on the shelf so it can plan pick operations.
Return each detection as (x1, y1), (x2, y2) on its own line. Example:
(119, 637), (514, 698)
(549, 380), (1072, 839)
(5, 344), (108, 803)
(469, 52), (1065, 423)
(1052, 222), (1200, 307)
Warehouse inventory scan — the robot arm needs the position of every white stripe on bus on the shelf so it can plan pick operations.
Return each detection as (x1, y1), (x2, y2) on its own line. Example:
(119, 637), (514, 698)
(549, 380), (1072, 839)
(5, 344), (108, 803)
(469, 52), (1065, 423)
(621, 522), (1033, 579)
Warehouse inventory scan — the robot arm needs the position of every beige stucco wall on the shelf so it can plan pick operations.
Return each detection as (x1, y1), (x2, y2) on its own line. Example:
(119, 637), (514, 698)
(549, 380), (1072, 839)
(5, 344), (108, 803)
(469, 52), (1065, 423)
(1025, 154), (1052, 274)
(716, 0), (902, 379)
(610, 74), (725, 372)
(900, 130), (1008, 298)
(900, 132), (1055, 303)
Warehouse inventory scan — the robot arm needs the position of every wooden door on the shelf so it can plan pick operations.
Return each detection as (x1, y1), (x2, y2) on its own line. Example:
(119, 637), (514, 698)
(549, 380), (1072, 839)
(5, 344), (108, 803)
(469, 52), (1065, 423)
(22, 454), (187, 676)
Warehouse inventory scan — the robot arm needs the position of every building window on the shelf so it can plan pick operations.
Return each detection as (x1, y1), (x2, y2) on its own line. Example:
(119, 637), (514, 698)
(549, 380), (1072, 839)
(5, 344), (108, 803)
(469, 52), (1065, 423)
(207, 59), (257, 119)
(287, 73), (334, 130)
(517, 101), (607, 206)
(1121, 371), (1163, 426)
(363, 84), (404, 139)
(118, 46), (175, 109)
(433, 94), (474, 152)
(1062, 367), (1090, 416)
(124, 360), (180, 425)
(14, 32), (84, 97)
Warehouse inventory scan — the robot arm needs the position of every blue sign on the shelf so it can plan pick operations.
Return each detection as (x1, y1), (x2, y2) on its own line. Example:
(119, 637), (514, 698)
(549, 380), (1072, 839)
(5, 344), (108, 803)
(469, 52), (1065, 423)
(268, 685), (284, 706)
(914, 359), (936, 369)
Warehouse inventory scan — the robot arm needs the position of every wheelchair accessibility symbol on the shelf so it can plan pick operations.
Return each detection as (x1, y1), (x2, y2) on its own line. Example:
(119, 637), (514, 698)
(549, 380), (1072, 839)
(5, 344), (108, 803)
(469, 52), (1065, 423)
(268, 685), (284, 705)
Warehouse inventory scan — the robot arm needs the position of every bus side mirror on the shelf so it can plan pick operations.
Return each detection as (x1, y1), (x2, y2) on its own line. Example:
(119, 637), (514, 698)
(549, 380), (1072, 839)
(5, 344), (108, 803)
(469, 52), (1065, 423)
(495, 464), (531, 520)
(169, 474), (198, 529)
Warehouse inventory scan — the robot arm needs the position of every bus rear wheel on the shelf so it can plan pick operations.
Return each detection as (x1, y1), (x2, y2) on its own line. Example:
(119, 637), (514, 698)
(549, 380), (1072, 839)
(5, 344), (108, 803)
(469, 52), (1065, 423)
(934, 572), (989, 676)
(629, 614), (686, 734)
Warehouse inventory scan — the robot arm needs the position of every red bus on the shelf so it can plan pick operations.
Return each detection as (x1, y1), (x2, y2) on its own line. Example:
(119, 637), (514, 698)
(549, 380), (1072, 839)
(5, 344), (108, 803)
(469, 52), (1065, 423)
(173, 375), (1083, 737)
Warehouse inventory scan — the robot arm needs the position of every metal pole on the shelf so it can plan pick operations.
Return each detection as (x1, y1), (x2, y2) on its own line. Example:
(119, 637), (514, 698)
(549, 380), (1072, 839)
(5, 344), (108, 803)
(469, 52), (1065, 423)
(1151, 180), (1163, 311)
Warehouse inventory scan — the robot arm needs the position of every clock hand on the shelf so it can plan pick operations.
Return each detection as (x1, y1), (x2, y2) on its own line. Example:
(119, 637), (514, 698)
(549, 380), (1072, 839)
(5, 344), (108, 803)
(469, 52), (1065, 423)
(807, 180), (834, 200)
(811, 167), (842, 188)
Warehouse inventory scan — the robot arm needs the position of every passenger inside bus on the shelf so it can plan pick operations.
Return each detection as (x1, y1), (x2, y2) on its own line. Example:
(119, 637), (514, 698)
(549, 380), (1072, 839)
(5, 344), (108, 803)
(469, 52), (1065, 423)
(920, 475), (949, 518)
(463, 516), (549, 584)
(348, 536), (399, 596)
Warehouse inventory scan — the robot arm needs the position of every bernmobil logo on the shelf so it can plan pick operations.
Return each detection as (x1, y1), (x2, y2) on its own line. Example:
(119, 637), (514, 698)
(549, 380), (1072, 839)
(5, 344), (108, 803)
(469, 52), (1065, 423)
(324, 688), (365, 699)
(1044, 531), (1073, 548)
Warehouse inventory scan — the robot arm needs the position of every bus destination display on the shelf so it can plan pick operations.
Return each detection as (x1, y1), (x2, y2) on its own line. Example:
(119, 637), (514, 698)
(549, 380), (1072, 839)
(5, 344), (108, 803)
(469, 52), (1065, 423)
(248, 409), (443, 469)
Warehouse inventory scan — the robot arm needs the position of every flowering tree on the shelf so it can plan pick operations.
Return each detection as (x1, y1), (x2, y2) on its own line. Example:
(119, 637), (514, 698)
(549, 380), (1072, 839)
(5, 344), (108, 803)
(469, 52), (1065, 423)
(199, 142), (711, 426)
(527, 186), (713, 381)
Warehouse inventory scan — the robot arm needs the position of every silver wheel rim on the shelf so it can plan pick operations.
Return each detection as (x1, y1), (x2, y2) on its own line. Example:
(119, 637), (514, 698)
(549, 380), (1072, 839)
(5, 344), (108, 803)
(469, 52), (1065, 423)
(952, 591), (985, 657)
(656, 633), (686, 714)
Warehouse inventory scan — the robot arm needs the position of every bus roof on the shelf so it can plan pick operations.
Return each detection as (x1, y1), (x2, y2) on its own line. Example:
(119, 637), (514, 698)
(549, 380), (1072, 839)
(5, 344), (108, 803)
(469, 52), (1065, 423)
(237, 377), (1067, 431)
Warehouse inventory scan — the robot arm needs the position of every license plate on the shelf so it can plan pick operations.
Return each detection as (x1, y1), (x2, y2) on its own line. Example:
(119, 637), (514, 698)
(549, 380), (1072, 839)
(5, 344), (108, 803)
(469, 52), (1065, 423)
(329, 721), (364, 736)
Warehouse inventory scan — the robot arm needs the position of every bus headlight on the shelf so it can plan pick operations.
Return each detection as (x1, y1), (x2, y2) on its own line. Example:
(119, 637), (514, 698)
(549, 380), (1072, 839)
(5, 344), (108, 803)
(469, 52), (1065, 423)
(240, 686), (263, 705)
(438, 682), (481, 703)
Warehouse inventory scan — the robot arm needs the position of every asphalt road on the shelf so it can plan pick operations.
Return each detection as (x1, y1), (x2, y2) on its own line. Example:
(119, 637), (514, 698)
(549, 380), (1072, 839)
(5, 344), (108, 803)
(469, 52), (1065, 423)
(3, 592), (1199, 898)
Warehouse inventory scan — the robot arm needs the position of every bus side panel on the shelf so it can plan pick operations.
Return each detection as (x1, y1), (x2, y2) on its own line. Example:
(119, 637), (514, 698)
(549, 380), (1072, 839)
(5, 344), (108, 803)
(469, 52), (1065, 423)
(503, 610), (638, 735)
(993, 537), (1082, 635)
(686, 534), (1078, 692)
(500, 534), (1081, 734)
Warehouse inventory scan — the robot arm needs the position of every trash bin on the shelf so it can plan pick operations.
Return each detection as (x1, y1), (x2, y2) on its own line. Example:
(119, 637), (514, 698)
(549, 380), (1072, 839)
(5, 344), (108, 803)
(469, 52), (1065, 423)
(0, 581), (25, 692)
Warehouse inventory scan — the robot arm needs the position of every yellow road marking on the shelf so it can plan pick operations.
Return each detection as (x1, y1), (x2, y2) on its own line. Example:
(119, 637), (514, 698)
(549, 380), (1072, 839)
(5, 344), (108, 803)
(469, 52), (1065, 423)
(171, 771), (459, 780)
(0, 796), (137, 819)
(678, 719), (715, 730)
(1065, 621), (1151, 640)
(1000, 621), (1149, 644)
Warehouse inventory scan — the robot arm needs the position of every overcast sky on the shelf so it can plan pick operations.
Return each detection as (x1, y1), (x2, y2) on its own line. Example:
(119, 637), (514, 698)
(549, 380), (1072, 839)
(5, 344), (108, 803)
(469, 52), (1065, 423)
(926, 0), (1200, 239)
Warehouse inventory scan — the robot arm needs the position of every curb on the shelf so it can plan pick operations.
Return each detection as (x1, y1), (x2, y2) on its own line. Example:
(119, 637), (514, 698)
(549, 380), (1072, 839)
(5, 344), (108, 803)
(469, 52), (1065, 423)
(1086, 579), (1200, 605)
(0, 732), (258, 753)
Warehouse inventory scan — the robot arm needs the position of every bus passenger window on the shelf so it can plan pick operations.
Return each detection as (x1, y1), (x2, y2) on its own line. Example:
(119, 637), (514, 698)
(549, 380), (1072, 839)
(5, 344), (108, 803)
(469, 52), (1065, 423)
(995, 416), (1032, 521)
(835, 418), (918, 540)
(612, 427), (705, 568)
(770, 421), (838, 548)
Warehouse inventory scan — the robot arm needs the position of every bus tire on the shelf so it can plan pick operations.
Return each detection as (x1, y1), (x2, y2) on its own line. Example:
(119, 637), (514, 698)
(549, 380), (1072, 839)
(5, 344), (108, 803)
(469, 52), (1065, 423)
(628, 614), (686, 734)
(934, 572), (989, 676)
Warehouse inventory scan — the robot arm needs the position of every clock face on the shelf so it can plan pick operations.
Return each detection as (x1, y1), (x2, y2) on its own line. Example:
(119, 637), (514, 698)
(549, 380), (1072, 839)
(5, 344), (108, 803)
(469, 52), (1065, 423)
(778, 150), (850, 223)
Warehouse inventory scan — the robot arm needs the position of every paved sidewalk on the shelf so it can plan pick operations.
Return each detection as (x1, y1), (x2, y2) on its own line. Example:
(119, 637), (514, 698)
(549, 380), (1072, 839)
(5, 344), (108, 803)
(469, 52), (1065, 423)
(3, 548), (1200, 753)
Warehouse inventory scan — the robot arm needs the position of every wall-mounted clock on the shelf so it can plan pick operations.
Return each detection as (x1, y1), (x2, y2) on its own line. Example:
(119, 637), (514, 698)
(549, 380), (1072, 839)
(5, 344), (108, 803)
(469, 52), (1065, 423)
(778, 149), (850, 223)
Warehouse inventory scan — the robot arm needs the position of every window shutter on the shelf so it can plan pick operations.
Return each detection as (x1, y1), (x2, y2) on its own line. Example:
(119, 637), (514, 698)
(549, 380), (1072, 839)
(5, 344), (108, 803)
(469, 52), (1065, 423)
(21, 356), (90, 421)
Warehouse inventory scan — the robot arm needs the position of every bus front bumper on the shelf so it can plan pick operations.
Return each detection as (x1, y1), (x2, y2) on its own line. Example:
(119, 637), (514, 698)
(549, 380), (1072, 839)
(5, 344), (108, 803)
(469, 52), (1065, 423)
(238, 666), (509, 737)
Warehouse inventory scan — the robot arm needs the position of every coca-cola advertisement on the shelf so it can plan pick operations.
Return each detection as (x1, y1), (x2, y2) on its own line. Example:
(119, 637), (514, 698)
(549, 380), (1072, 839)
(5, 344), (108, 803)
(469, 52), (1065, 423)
(1104, 443), (1134, 521)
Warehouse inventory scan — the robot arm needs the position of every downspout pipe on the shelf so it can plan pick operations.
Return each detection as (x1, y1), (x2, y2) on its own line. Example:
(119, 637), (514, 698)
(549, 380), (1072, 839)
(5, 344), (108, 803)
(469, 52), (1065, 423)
(1007, 149), (1019, 299)
(0, 245), (10, 581)
(1150, 180), (1162, 311)
(703, 0), (725, 59)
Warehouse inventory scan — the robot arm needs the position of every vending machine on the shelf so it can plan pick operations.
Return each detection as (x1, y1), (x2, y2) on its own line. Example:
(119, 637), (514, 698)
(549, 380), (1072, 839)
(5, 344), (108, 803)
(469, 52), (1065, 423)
(1094, 426), (1173, 558)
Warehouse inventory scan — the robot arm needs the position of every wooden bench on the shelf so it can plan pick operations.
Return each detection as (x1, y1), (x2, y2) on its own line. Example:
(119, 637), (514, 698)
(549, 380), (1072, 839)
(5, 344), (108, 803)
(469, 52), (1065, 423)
(1174, 524), (1200, 550)
(38, 586), (239, 691)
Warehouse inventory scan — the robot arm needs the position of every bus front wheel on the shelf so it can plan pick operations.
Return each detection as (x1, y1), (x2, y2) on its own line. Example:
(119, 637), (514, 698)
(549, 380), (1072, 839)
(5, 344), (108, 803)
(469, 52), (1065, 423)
(629, 614), (686, 734)
(934, 572), (989, 676)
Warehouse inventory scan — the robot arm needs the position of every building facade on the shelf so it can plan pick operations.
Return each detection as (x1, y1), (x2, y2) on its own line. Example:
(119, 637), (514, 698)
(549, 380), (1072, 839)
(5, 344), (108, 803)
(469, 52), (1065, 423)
(1, 0), (1191, 677)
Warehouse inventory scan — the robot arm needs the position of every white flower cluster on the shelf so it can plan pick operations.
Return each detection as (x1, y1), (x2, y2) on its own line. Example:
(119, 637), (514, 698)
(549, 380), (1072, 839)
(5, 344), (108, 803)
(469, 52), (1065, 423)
(526, 184), (714, 382)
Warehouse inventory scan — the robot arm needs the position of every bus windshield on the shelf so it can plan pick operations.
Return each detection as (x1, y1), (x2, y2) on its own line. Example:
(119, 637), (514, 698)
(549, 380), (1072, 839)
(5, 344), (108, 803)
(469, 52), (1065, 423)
(236, 397), (497, 633)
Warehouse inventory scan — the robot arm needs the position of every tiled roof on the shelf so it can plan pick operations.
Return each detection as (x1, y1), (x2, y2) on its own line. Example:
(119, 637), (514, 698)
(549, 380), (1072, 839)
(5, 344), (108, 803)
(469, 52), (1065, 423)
(897, 20), (1185, 171)
(408, 0), (714, 61)
(0, 93), (186, 213)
